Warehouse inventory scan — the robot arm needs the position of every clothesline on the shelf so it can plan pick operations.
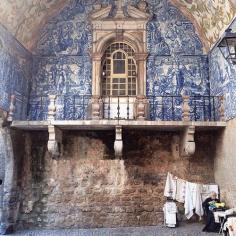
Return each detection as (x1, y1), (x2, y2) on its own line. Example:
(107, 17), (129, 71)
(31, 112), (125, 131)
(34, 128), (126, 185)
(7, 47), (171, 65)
(164, 172), (219, 220)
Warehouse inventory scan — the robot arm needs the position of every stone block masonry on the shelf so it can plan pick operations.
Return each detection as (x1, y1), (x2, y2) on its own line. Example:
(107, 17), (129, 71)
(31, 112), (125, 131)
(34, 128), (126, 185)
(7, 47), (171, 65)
(17, 130), (216, 229)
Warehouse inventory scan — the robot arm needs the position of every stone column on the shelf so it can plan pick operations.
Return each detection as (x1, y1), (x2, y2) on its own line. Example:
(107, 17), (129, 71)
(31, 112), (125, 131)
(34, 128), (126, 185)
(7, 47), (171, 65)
(134, 53), (149, 120)
(135, 53), (148, 96)
(92, 53), (102, 96)
(0, 111), (18, 234)
(90, 53), (103, 119)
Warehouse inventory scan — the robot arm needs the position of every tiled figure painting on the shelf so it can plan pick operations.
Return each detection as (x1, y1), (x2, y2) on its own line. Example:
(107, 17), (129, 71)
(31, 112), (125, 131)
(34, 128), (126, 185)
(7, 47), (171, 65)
(29, 56), (92, 120)
(0, 25), (31, 120)
(0, 0), (233, 121)
(146, 1), (208, 98)
(29, 0), (210, 121)
(147, 56), (209, 96)
(209, 19), (236, 121)
(210, 48), (236, 120)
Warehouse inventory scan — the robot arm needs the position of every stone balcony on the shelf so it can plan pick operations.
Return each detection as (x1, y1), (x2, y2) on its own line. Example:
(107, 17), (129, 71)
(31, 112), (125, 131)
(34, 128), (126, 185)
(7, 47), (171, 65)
(12, 94), (225, 122)
(8, 94), (226, 159)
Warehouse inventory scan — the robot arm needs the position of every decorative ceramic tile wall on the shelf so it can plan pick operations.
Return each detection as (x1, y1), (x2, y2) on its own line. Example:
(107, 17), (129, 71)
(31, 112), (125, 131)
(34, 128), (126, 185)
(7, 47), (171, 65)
(1, 0), (235, 51)
(209, 20), (236, 121)
(29, 0), (210, 121)
(0, 25), (31, 120)
(29, 56), (92, 120)
(210, 50), (236, 120)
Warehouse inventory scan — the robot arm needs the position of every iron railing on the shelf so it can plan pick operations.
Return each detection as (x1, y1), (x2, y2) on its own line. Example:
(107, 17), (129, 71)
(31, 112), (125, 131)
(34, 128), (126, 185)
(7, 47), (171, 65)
(148, 95), (222, 121)
(24, 95), (223, 122)
(189, 96), (221, 121)
(103, 96), (134, 120)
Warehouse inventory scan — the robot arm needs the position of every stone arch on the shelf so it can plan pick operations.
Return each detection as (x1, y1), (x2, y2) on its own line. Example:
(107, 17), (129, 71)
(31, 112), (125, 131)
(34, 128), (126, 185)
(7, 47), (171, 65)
(96, 32), (143, 55)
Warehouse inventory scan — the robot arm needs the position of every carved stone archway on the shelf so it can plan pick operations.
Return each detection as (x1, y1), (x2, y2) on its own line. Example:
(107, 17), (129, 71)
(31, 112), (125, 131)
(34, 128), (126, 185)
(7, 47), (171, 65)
(89, 1), (151, 120)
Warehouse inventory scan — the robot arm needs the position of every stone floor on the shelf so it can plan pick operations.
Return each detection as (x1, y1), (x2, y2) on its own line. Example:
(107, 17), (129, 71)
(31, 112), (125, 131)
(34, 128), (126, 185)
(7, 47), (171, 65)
(12, 223), (218, 236)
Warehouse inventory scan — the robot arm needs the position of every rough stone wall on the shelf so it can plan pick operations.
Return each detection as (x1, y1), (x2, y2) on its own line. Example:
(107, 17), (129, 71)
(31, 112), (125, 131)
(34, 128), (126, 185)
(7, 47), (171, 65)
(214, 119), (236, 207)
(18, 130), (215, 229)
(0, 122), (25, 233)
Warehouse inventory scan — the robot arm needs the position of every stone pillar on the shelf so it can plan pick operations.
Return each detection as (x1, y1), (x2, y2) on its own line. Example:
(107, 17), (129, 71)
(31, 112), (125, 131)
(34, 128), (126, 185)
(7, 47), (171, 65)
(135, 53), (148, 96)
(0, 111), (17, 234)
(92, 53), (102, 96)
(114, 126), (123, 158)
(182, 95), (190, 121)
(134, 95), (149, 120)
(90, 96), (103, 120)
(134, 53), (149, 120)
(91, 53), (103, 119)
(7, 95), (15, 122)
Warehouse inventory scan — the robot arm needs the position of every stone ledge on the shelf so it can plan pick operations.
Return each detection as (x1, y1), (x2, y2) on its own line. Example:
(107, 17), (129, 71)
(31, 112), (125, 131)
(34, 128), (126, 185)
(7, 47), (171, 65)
(11, 120), (226, 131)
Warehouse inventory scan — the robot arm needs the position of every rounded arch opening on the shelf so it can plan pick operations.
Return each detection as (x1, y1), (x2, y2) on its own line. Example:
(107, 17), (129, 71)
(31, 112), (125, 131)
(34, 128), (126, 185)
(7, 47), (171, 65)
(97, 32), (142, 55)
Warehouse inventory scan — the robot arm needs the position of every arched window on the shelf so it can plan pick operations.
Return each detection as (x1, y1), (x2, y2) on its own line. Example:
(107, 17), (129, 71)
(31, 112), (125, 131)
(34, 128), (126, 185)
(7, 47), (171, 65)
(102, 42), (137, 96)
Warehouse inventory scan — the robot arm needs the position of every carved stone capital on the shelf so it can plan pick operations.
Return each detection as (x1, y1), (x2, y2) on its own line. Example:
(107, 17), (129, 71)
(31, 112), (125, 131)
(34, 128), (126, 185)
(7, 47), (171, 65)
(47, 125), (63, 159)
(180, 126), (195, 158)
(91, 53), (103, 61)
(135, 53), (148, 61)
(114, 126), (123, 158)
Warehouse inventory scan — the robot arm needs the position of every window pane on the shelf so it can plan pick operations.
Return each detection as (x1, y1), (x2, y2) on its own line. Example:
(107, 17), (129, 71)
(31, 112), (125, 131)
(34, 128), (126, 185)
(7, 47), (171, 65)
(120, 78), (126, 83)
(113, 60), (125, 74)
(103, 43), (136, 97)
(112, 90), (118, 96)
(120, 84), (126, 89)
(113, 78), (118, 83)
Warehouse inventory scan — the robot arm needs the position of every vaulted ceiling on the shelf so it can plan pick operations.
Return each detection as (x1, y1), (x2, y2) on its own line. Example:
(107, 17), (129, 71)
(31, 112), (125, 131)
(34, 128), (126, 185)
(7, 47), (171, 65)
(0, 0), (235, 52)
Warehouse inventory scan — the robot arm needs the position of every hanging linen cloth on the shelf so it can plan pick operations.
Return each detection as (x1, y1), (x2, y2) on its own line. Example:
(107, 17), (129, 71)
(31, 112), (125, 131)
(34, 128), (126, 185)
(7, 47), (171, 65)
(175, 178), (186, 203)
(164, 172), (177, 199)
(184, 182), (204, 219)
